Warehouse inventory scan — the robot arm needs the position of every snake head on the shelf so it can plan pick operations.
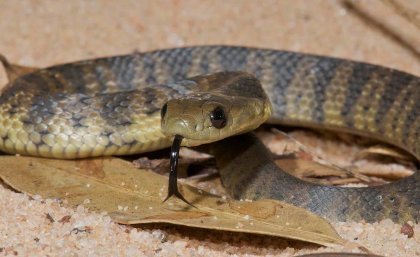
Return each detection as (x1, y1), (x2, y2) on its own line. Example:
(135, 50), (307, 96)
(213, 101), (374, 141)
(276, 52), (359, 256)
(160, 72), (272, 146)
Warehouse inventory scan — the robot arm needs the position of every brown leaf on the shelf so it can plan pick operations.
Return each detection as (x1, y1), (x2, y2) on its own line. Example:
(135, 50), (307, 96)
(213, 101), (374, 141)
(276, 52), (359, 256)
(270, 129), (373, 183)
(276, 158), (390, 186)
(354, 145), (414, 162)
(132, 157), (169, 171)
(0, 156), (345, 246)
(276, 158), (345, 178)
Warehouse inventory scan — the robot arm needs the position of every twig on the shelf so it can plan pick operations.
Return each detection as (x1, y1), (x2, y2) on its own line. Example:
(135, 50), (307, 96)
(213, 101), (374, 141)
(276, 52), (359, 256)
(381, 0), (420, 31)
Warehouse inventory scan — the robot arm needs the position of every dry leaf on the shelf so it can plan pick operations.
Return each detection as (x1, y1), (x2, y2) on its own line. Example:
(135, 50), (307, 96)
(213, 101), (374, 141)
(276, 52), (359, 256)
(275, 157), (388, 187)
(270, 129), (373, 183)
(354, 145), (414, 162)
(276, 157), (345, 178)
(0, 156), (345, 246)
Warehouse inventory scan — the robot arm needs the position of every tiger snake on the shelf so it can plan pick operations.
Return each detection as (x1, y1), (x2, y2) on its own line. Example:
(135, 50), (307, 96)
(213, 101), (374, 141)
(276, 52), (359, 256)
(0, 46), (418, 223)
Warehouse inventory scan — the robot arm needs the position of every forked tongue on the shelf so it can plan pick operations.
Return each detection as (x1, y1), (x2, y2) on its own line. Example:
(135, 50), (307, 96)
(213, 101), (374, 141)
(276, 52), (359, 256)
(162, 135), (195, 207)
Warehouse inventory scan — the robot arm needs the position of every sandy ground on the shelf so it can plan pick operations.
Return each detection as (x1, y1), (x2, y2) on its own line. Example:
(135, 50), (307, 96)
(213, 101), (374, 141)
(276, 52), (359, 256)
(0, 0), (419, 256)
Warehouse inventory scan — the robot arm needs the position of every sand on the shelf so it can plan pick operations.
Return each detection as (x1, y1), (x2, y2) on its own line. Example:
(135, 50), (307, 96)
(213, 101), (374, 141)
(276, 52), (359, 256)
(0, 1), (419, 256)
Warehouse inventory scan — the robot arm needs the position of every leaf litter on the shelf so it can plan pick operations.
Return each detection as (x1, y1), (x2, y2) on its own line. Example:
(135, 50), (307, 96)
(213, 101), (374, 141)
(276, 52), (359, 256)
(0, 155), (346, 247)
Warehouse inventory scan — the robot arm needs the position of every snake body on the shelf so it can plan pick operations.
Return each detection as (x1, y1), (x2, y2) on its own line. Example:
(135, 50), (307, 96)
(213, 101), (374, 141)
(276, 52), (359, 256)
(0, 46), (418, 222)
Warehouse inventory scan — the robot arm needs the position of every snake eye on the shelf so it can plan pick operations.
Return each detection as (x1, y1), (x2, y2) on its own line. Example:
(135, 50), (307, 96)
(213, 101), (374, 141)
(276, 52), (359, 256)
(210, 106), (227, 129)
(161, 103), (168, 119)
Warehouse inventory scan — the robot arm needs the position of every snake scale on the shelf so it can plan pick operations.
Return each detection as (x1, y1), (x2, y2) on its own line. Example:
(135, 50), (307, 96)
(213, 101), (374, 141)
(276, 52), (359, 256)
(0, 46), (418, 223)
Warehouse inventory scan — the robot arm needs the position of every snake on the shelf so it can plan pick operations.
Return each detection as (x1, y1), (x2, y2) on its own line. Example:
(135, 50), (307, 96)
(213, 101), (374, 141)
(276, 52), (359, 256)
(0, 46), (418, 223)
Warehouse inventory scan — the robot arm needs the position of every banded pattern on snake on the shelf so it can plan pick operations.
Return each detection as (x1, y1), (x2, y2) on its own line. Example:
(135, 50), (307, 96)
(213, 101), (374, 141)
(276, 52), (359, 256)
(0, 46), (418, 223)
